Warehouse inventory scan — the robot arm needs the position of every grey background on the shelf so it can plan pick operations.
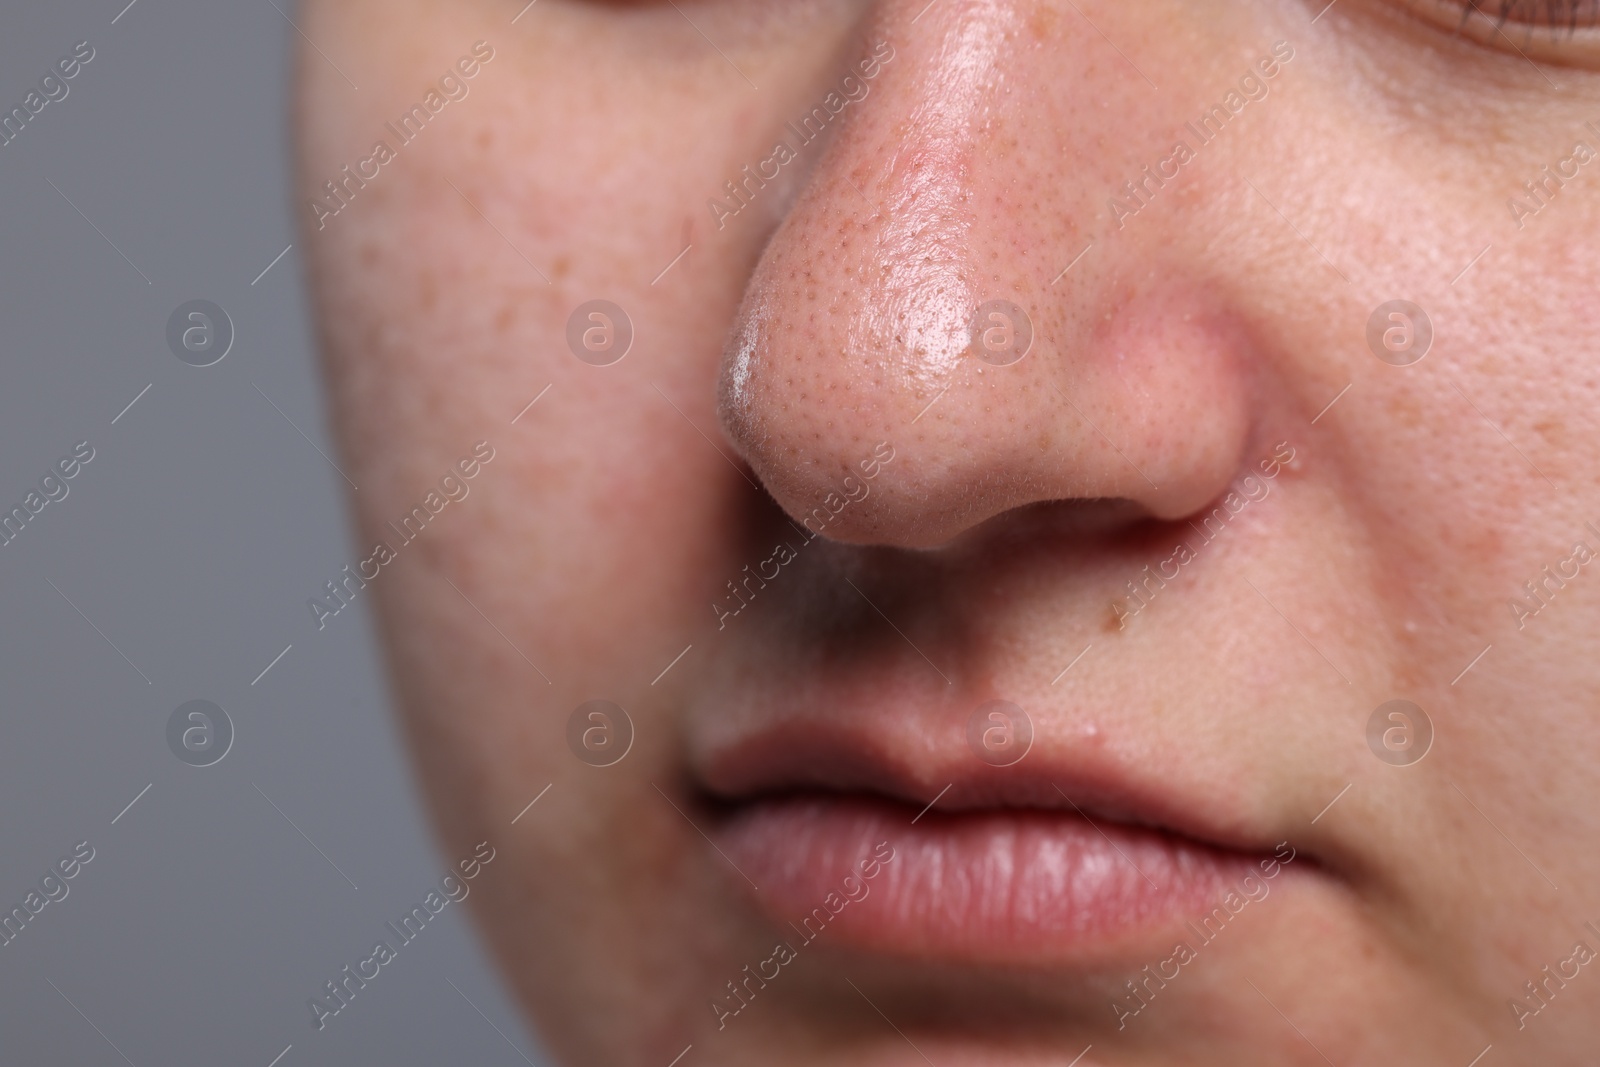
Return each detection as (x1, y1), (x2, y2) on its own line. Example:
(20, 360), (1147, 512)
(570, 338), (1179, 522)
(0, 2), (544, 1064)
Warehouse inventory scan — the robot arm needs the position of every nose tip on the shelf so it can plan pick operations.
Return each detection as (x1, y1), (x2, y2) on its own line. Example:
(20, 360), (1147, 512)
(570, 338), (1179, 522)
(716, 201), (989, 546)
(716, 5), (1256, 549)
(720, 282), (1255, 549)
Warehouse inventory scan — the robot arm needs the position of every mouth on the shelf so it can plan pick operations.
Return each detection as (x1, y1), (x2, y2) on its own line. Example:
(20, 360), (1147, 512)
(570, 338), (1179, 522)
(694, 709), (1308, 968)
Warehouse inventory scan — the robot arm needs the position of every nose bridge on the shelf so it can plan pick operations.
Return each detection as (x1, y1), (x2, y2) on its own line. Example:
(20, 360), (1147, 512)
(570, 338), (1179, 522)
(717, 0), (1256, 548)
(871, 1), (1017, 395)
(720, 1), (1018, 457)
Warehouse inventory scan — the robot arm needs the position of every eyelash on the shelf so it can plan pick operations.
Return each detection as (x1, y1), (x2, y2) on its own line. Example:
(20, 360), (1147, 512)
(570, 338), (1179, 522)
(1454, 0), (1600, 31)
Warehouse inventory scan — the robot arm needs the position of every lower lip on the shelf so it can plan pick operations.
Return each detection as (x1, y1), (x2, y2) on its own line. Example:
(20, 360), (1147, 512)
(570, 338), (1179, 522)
(714, 794), (1281, 965)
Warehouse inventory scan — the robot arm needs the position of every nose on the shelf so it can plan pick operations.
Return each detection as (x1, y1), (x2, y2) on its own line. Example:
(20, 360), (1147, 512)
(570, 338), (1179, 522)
(717, 0), (1257, 548)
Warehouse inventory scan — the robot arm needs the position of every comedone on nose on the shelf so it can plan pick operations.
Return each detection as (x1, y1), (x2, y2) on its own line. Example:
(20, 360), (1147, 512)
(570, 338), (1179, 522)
(716, 6), (1255, 549)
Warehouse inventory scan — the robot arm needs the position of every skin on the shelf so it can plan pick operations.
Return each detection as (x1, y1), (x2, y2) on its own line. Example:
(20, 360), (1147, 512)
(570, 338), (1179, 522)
(294, 0), (1600, 1063)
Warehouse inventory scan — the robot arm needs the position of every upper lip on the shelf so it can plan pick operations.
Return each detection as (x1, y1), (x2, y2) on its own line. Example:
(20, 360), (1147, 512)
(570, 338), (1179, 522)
(691, 700), (1296, 857)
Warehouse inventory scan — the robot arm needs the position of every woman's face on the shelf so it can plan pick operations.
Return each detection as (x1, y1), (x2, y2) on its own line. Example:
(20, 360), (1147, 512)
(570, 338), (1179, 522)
(295, 1), (1600, 1062)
